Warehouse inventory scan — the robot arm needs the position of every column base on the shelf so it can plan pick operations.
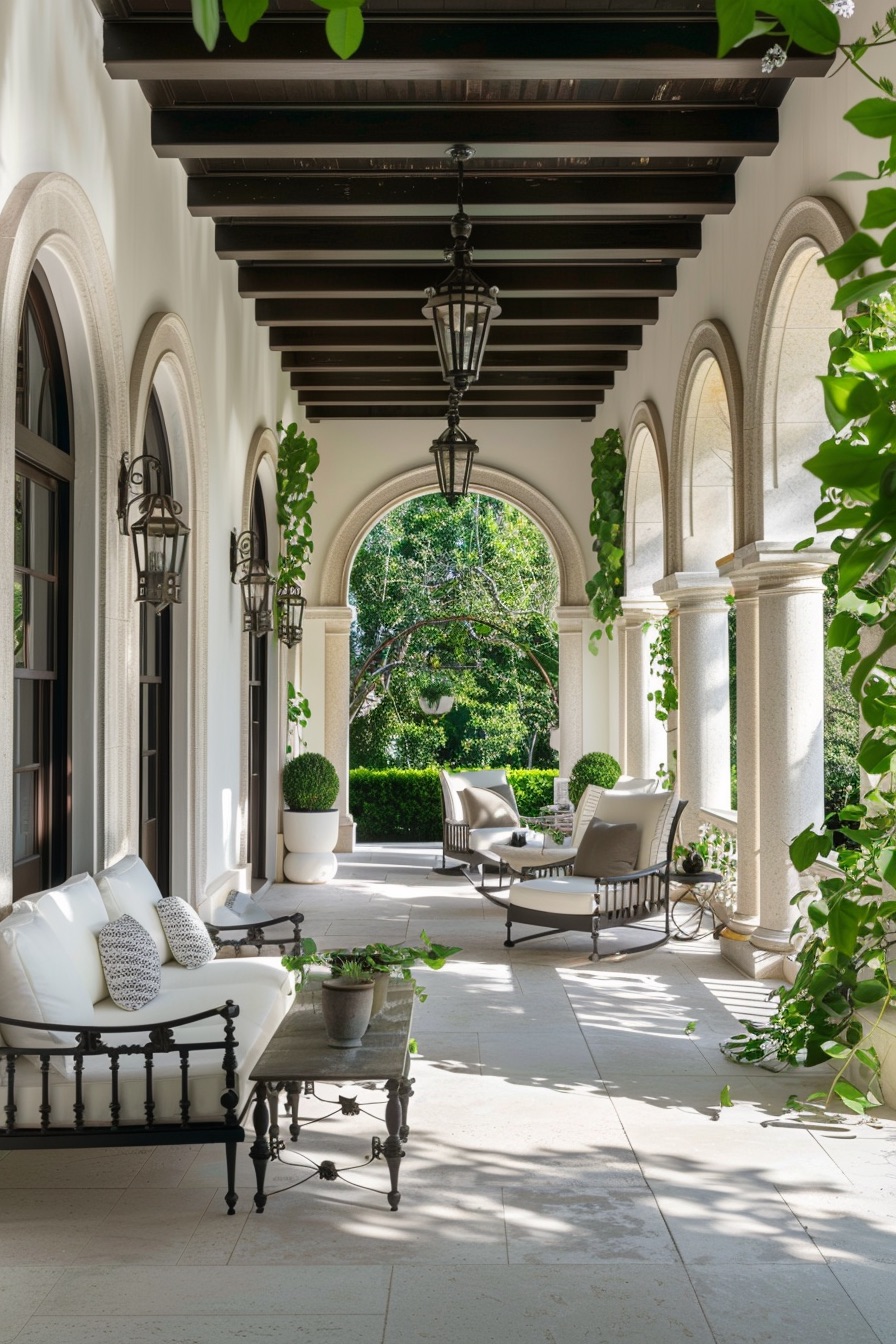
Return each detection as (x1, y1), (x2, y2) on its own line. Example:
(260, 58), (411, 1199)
(720, 933), (784, 979)
(725, 910), (760, 937)
(336, 816), (356, 853)
(750, 925), (795, 954)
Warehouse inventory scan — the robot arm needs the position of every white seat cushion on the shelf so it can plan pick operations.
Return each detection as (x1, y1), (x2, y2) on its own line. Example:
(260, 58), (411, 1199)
(491, 841), (575, 871)
(96, 854), (171, 963)
(0, 904), (96, 1074)
(33, 874), (109, 1004)
(512, 876), (597, 916)
(611, 777), (659, 795)
(468, 826), (534, 854)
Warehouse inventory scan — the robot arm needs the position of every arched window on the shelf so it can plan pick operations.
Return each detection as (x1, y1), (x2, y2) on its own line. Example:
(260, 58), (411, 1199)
(247, 477), (269, 878)
(139, 390), (173, 894)
(13, 268), (73, 899)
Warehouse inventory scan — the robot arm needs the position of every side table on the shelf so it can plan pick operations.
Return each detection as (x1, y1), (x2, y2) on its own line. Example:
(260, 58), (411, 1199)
(670, 870), (724, 940)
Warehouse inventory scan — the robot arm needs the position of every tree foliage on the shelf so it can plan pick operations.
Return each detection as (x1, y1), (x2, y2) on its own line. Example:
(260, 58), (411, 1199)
(585, 428), (627, 647)
(348, 494), (559, 770)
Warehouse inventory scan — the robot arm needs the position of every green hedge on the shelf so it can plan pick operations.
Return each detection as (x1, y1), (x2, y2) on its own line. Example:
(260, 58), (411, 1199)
(349, 768), (558, 843)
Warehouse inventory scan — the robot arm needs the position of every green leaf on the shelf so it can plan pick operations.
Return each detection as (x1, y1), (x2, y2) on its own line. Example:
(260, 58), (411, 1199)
(823, 231), (882, 281)
(789, 828), (823, 871)
(325, 3), (364, 57)
(817, 375), (882, 432)
(715, 0), (759, 55)
(719, 1084), (733, 1108)
(222, 0), (268, 40)
(827, 898), (863, 956)
(191, 0), (220, 49)
(684, 1021), (697, 1035)
(762, 0), (839, 51)
(822, 1039), (851, 1059)
(853, 978), (889, 1004)
(845, 97), (896, 139)
(834, 270), (896, 310)
(863, 187), (896, 230)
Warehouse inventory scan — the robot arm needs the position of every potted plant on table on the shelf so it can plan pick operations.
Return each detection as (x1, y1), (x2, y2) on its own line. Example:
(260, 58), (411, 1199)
(284, 931), (461, 1017)
(320, 959), (376, 1048)
(282, 751), (340, 884)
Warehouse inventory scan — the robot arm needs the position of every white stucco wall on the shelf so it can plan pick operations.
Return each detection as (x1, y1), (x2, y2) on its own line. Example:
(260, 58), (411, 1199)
(0, 0), (300, 897)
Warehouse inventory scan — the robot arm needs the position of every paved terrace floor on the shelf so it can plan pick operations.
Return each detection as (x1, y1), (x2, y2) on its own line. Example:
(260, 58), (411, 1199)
(1, 842), (895, 1344)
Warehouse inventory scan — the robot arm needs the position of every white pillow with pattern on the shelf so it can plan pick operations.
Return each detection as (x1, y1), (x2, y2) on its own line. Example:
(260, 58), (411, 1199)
(156, 896), (217, 969)
(97, 914), (161, 1011)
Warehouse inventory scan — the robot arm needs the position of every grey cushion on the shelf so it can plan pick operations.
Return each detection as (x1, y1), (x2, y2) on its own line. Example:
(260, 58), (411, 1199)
(97, 915), (162, 1012)
(157, 897), (217, 969)
(460, 784), (519, 830)
(573, 820), (641, 879)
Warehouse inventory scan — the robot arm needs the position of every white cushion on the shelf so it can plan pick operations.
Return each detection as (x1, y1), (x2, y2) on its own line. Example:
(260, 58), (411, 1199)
(594, 790), (678, 870)
(611, 777), (659, 795)
(440, 769), (508, 824)
(512, 876), (597, 916)
(468, 825), (530, 854)
(97, 915), (162, 1012)
(34, 874), (109, 1004)
(96, 854), (171, 963)
(157, 897), (216, 968)
(0, 904), (95, 1074)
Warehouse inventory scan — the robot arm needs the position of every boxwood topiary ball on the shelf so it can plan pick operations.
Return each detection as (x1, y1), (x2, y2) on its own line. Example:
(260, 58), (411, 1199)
(283, 752), (340, 812)
(568, 751), (622, 806)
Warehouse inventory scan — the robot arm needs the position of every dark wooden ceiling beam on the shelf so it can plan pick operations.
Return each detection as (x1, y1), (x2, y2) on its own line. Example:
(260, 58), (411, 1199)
(288, 350), (618, 370)
(239, 264), (677, 298)
(273, 328), (636, 354)
(151, 106), (778, 161)
(104, 18), (830, 82)
(304, 405), (598, 420)
(215, 220), (700, 262)
(189, 174), (736, 219)
(255, 297), (660, 326)
(292, 371), (613, 388)
(294, 389), (605, 404)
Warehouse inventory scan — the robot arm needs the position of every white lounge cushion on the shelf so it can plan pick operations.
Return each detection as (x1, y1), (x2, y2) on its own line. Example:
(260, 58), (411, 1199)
(98, 915), (162, 1012)
(34, 874), (109, 1004)
(593, 790), (678, 870)
(0, 904), (95, 1075)
(157, 896), (216, 968)
(96, 854), (171, 963)
(440, 769), (509, 824)
(512, 876), (597, 916)
(611, 777), (659, 795)
(468, 826), (536, 855)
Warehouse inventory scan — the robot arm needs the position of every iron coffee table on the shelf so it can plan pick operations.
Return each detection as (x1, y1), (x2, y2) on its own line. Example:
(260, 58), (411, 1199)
(248, 979), (414, 1213)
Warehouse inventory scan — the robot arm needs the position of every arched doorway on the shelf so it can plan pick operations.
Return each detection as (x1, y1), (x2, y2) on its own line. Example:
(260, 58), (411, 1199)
(12, 266), (73, 899)
(247, 475), (270, 879)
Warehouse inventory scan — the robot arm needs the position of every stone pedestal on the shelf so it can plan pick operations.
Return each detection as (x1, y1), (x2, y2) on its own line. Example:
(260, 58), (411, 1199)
(654, 574), (732, 844)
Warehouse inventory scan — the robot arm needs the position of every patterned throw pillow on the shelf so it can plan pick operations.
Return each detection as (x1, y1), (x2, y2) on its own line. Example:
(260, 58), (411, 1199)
(156, 896), (217, 968)
(97, 914), (162, 1011)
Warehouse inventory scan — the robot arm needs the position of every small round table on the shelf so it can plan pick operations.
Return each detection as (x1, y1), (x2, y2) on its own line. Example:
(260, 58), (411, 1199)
(670, 870), (724, 940)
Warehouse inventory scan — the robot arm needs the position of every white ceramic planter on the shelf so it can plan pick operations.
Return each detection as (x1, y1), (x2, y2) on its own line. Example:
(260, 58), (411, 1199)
(282, 809), (339, 884)
(418, 695), (454, 716)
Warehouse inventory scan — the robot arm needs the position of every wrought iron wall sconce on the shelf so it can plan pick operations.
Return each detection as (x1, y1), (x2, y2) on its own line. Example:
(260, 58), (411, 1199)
(276, 578), (306, 648)
(422, 144), (501, 395)
(230, 529), (275, 636)
(430, 390), (478, 504)
(117, 454), (190, 610)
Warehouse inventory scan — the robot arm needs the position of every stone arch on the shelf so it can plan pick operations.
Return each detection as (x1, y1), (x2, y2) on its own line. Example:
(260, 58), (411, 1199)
(669, 319), (743, 574)
(236, 426), (281, 882)
(743, 196), (854, 547)
(624, 400), (669, 597)
(320, 463), (588, 610)
(0, 172), (130, 909)
(129, 313), (209, 904)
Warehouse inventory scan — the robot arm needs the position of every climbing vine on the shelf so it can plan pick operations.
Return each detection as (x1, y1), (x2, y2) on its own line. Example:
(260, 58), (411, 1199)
(643, 614), (679, 788)
(585, 428), (627, 649)
(276, 421), (320, 737)
(190, 0), (366, 61)
(715, 0), (896, 1113)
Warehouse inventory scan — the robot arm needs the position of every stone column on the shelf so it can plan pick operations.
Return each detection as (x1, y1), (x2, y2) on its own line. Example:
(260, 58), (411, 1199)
(749, 551), (829, 962)
(654, 573), (732, 843)
(719, 557), (761, 932)
(619, 599), (666, 780)
(302, 605), (356, 853)
(556, 605), (586, 777)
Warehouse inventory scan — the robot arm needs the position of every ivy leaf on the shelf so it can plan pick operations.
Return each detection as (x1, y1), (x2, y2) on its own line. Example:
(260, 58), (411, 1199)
(834, 270), (896, 310)
(823, 231), (881, 280)
(191, 0), (220, 49)
(719, 1084), (733, 1108)
(827, 898), (863, 956)
(817, 376), (882, 432)
(832, 1079), (874, 1113)
(715, 0), (759, 55)
(790, 828), (824, 871)
(761, 0), (839, 51)
(222, 0), (268, 41)
(853, 978), (889, 1004)
(862, 187), (896, 229)
(845, 97), (896, 138)
(325, 4), (364, 58)
(684, 1021), (697, 1035)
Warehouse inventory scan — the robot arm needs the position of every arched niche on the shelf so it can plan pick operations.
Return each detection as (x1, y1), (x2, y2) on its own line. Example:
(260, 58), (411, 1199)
(0, 173), (130, 909)
(129, 313), (209, 905)
(237, 427), (282, 884)
(744, 197), (854, 546)
(624, 401), (668, 597)
(670, 320), (742, 574)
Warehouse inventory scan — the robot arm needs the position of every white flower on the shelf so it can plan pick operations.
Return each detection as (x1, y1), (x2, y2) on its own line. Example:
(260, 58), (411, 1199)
(829, 0), (855, 16)
(760, 44), (788, 73)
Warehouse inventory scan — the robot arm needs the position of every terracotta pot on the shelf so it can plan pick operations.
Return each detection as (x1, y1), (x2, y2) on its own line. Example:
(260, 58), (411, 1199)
(320, 978), (375, 1048)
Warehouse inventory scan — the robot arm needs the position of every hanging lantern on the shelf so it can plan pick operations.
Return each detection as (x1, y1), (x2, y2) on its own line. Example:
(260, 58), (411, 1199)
(276, 578), (307, 648)
(230, 529), (275, 636)
(117, 454), (190, 610)
(422, 145), (501, 394)
(430, 392), (478, 504)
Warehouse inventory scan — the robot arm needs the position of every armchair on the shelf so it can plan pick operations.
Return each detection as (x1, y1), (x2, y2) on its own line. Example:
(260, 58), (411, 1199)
(436, 769), (528, 879)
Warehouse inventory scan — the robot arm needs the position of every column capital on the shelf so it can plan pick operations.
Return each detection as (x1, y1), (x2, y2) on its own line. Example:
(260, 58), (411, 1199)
(719, 541), (835, 592)
(620, 597), (666, 625)
(653, 572), (732, 611)
(304, 604), (356, 634)
(554, 604), (590, 633)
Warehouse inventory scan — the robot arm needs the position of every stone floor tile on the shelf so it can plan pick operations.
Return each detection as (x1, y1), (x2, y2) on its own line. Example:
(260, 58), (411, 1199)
(831, 1261), (896, 1343)
(384, 1264), (715, 1344)
(777, 1184), (896, 1262)
(39, 1266), (391, 1316)
(67, 1188), (218, 1266)
(15, 1316), (386, 1344)
(0, 1268), (64, 1343)
(503, 1188), (681, 1264)
(477, 1030), (600, 1079)
(0, 1148), (153, 1189)
(0, 1189), (121, 1266)
(649, 1177), (826, 1264)
(689, 1262), (882, 1344)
